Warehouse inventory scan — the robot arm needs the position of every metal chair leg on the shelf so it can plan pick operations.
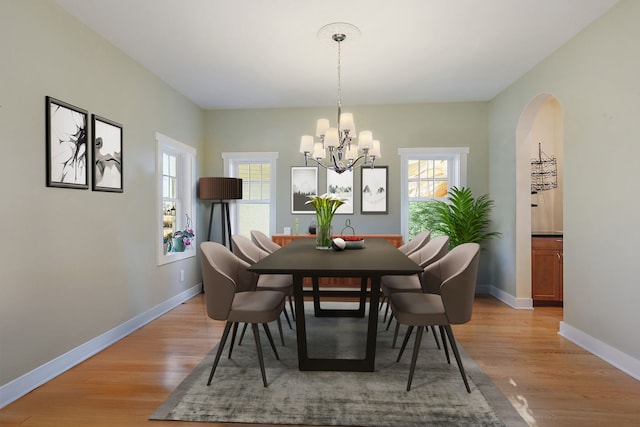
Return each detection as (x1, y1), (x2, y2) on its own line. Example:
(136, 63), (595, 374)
(208, 321), (232, 385)
(392, 322), (401, 348)
(262, 322), (280, 360)
(228, 322), (239, 358)
(238, 322), (249, 345)
(276, 317), (285, 346)
(282, 305), (292, 329)
(251, 323), (268, 387)
(444, 325), (470, 393)
(430, 326), (441, 349)
(289, 296), (296, 321)
(406, 323), (425, 391)
(397, 325), (414, 362)
(439, 325), (450, 364)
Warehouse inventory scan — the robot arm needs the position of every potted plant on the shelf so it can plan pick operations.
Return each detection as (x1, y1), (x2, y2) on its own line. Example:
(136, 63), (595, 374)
(413, 186), (500, 248)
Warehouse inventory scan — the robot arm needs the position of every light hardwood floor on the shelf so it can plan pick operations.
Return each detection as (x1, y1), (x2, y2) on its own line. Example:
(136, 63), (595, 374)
(1, 294), (638, 426)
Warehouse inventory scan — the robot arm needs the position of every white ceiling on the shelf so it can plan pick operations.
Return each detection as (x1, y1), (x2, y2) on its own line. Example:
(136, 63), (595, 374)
(54, 0), (618, 110)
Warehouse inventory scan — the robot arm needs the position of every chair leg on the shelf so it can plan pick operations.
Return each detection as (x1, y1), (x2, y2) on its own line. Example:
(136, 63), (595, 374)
(430, 326), (441, 349)
(262, 322), (280, 360)
(385, 312), (394, 331)
(392, 322), (401, 348)
(276, 317), (285, 346)
(439, 325), (450, 364)
(406, 324), (425, 391)
(251, 323), (268, 387)
(397, 325), (414, 362)
(228, 322), (239, 359)
(288, 296), (296, 321)
(238, 322), (249, 345)
(208, 321), (232, 386)
(444, 325), (471, 393)
(281, 305), (293, 329)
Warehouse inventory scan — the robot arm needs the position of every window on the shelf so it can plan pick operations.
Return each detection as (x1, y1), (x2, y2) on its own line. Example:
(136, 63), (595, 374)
(223, 152), (278, 237)
(157, 132), (196, 265)
(398, 147), (468, 240)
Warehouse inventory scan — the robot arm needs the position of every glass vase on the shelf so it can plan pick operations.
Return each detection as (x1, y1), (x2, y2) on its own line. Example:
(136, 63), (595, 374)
(315, 215), (333, 250)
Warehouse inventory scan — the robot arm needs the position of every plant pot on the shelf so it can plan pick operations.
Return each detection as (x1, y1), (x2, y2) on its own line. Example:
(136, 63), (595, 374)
(173, 237), (186, 252)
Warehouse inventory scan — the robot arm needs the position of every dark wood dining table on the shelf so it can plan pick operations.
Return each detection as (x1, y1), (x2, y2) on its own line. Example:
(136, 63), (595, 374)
(247, 237), (422, 372)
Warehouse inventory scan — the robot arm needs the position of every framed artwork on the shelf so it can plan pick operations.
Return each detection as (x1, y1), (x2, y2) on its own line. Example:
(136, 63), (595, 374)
(45, 96), (89, 189)
(92, 114), (123, 192)
(327, 169), (353, 214)
(361, 166), (388, 214)
(291, 166), (318, 214)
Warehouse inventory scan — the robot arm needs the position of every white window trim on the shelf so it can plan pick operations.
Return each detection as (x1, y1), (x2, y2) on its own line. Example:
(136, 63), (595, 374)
(156, 132), (197, 265)
(222, 152), (278, 236)
(398, 147), (469, 241)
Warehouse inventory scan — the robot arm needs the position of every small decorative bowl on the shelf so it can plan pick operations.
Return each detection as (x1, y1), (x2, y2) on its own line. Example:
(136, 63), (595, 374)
(342, 236), (365, 249)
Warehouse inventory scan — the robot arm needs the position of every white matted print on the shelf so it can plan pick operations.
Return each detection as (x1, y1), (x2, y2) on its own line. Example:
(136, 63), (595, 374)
(291, 166), (318, 214)
(361, 166), (388, 214)
(327, 169), (353, 214)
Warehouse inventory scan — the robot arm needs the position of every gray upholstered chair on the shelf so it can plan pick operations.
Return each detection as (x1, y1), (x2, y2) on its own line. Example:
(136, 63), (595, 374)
(380, 235), (450, 345)
(390, 242), (480, 391)
(397, 230), (431, 256)
(200, 241), (285, 387)
(232, 234), (295, 328)
(250, 229), (282, 254)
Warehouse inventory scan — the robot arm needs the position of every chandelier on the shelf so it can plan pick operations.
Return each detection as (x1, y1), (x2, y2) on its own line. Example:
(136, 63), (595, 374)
(299, 22), (381, 174)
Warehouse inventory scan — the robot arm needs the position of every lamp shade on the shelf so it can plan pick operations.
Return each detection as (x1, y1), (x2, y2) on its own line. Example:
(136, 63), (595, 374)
(198, 177), (243, 200)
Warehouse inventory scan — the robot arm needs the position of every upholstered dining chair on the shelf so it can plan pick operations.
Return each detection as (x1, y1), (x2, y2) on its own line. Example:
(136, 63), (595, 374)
(232, 234), (295, 328)
(380, 235), (450, 345)
(199, 241), (286, 387)
(250, 229), (282, 254)
(397, 230), (431, 256)
(390, 242), (480, 392)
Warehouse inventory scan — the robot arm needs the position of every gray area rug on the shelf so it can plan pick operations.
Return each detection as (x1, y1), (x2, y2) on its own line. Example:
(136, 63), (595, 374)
(151, 302), (527, 426)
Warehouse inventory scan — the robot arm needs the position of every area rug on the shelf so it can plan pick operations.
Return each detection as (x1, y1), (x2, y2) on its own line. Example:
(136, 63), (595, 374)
(151, 302), (527, 426)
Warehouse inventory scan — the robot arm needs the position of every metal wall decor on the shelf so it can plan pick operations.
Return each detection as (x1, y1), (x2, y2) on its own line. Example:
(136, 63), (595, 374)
(531, 143), (557, 194)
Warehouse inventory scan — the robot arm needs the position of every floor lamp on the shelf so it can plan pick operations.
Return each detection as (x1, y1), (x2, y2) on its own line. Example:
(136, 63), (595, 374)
(198, 177), (243, 250)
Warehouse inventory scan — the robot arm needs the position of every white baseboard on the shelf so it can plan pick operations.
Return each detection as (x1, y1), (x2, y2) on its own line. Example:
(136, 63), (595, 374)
(559, 321), (640, 381)
(485, 285), (534, 309)
(0, 284), (202, 409)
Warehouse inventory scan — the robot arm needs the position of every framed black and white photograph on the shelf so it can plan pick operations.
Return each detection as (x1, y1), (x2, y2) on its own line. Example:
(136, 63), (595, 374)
(361, 166), (388, 214)
(46, 96), (89, 189)
(92, 114), (123, 192)
(327, 169), (353, 214)
(291, 166), (318, 214)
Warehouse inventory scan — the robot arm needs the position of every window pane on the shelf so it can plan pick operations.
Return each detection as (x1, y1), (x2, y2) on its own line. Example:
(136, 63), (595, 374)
(434, 160), (447, 178)
(408, 160), (420, 180)
(168, 155), (177, 177)
(237, 203), (269, 236)
(408, 181), (419, 198)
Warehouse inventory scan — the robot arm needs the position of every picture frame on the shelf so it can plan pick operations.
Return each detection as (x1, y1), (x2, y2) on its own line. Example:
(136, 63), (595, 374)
(291, 166), (318, 214)
(45, 96), (89, 189)
(327, 169), (353, 214)
(92, 114), (123, 192)
(361, 166), (388, 214)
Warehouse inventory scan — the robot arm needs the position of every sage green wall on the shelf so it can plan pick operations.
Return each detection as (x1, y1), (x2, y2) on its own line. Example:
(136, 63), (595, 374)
(489, 0), (640, 359)
(205, 102), (489, 234)
(0, 0), (205, 386)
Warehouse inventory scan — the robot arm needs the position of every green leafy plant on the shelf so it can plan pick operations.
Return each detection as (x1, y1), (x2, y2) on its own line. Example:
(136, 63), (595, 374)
(416, 186), (500, 248)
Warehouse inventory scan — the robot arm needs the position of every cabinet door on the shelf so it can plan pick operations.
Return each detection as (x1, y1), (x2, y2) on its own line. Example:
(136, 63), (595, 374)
(532, 238), (563, 302)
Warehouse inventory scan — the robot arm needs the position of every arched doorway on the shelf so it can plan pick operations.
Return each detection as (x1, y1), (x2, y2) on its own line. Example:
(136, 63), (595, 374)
(515, 94), (564, 304)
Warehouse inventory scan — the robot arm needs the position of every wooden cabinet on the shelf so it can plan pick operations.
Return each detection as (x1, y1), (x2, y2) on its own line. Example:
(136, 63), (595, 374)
(271, 234), (404, 288)
(532, 236), (563, 305)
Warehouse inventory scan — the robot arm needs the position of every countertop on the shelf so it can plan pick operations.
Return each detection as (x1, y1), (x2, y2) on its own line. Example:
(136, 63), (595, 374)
(532, 231), (563, 237)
